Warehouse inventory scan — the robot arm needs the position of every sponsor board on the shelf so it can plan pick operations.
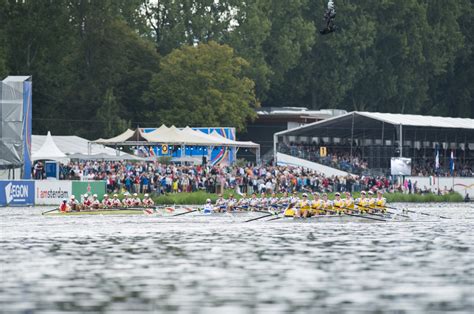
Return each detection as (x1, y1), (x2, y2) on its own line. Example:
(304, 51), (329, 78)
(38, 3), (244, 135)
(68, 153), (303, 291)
(35, 181), (72, 205)
(0, 180), (35, 206)
(72, 181), (106, 201)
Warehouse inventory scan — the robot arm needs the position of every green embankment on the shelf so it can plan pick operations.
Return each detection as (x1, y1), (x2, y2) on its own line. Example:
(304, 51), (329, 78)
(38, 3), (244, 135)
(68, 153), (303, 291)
(135, 191), (463, 205)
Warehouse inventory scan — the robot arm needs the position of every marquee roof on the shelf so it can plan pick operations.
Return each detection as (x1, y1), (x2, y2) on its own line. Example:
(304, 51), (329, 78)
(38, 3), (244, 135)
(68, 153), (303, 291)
(94, 125), (260, 148)
(276, 111), (474, 142)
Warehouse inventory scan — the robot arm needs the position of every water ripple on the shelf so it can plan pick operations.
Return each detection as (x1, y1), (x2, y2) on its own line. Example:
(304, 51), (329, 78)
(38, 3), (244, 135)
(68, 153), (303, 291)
(0, 204), (473, 313)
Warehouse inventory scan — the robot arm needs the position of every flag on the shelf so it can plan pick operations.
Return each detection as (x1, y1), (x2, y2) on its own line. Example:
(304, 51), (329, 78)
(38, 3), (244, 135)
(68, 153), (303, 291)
(450, 150), (455, 175)
(435, 147), (440, 172)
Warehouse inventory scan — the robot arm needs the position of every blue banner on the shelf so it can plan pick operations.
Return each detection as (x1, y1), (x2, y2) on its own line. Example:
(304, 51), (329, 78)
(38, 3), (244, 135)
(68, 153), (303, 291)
(22, 81), (33, 179)
(0, 180), (35, 206)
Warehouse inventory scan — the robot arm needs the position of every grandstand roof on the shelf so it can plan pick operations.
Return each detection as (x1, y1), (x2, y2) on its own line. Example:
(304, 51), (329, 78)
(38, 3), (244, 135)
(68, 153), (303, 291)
(356, 112), (474, 129)
(276, 112), (474, 141)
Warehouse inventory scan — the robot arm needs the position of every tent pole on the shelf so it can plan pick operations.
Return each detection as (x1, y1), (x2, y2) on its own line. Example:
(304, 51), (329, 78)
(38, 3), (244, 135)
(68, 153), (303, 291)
(257, 147), (261, 166)
(350, 113), (355, 162)
(399, 124), (403, 157)
(273, 133), (277, 165)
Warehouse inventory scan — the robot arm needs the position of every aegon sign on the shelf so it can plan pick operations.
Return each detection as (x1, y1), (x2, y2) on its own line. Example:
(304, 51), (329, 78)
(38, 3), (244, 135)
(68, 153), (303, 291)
(0, 180), (35, 206)
(35, 181), (72, 205)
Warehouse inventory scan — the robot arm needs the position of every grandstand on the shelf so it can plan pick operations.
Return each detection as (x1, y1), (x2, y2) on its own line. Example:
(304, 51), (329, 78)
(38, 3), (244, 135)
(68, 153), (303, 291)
(274, 112), (474, 177)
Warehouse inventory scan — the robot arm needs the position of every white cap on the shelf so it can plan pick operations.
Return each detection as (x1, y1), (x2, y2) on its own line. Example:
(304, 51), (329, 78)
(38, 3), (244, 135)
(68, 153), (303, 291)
(83, 194), (88, 198)
(302, 193), (308, 197)
(144, 194), (149, 197)
(93, 194), (97, 198)
(71, 195), (75, 199)
(104, 194), (108, 197)
(113, 194), (118, 197)
(63, 198), (67, 202)
(206, 198), (211, 203)
(133, 193), (138, 197)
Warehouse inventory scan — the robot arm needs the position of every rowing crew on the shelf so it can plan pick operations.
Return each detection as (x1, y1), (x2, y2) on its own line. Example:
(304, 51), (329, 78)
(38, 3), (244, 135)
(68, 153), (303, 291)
(201, 190), (387, 215)
(287, 190), (387, 218)
(59, 193), (155, 212)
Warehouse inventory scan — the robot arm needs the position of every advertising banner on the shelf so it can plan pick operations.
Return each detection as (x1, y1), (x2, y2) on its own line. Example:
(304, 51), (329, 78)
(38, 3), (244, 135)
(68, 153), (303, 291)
(0, 180), (35, 206)
(72, 181), (106, 201)
(35, 181), (72, 205)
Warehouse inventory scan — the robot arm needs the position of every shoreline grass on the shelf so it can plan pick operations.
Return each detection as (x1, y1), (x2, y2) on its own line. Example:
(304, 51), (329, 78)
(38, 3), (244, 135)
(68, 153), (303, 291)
(145, 191), (463, 205)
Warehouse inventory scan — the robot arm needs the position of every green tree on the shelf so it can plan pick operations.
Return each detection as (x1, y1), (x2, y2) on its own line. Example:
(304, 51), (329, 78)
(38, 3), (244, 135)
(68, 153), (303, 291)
(96, 88), (129, 137)
(144, 42), (259, 131)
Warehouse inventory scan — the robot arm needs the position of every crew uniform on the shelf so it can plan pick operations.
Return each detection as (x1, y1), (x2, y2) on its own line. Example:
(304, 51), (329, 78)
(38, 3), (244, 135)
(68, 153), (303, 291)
(142, 194), (154, 207)
(133, 193), (142, 206)
(112, 194), (122, 208)
(91, 194), (101, 209)
(297, 193), (311, 217)
(215, 195), (227, 212)
(82, 194), (92, 209)
(375, 191), (387, 212)
(310, 193), (325, 215)
(332, 193), (345, 213)
(355, 191), (370, 213)
(102, 194), (113, 208)
(203, 198), (214, 214)
(59, 199), (69, 213)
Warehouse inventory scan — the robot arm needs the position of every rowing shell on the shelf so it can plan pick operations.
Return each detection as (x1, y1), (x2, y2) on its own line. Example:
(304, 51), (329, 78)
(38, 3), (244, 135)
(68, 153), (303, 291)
(43, 207), (157, 216)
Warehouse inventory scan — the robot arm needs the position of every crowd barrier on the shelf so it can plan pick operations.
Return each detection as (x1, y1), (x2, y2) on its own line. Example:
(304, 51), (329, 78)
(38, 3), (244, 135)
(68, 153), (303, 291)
(0, 180), (106, 206)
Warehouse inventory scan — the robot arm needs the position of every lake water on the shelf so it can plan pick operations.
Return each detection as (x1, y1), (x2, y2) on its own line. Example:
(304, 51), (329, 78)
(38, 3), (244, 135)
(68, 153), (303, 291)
(1, 204), (473, 313)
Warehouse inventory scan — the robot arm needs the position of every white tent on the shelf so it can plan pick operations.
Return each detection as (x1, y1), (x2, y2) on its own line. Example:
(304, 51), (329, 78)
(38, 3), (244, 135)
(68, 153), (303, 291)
(32, 131), (67, 161)
(33, 134), (137, 159)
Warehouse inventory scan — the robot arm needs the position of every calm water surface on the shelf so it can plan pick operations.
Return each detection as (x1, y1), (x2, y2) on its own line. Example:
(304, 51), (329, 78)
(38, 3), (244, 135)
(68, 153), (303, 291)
(1, 203), (473, 313)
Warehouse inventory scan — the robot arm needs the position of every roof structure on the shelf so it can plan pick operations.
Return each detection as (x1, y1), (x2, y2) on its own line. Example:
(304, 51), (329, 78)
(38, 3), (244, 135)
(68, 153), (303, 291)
(276, 111), (474, 142)
(94, 125), (260, 148)
(33, 134), (135, 157)
(32, 131), (67, 161)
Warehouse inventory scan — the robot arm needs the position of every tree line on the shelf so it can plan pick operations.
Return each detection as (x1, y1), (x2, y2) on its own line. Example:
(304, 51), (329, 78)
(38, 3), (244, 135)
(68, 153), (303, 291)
(1, 0), (472, 139)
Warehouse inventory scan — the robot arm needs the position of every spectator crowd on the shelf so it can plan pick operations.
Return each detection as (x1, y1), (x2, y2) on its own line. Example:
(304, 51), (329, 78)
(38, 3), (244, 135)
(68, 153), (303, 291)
(31, 159), (459, 196)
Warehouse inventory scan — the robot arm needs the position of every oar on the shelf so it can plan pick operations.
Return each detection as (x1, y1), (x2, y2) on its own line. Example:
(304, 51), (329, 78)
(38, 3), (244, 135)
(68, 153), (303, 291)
(172, 209), (199, 217)
(385, 205), (450, 219)
(334, 206), (387, 222)
(356, 204), (409, 219)
(244, 212), (274, 222)
(41, 208), (59, 215)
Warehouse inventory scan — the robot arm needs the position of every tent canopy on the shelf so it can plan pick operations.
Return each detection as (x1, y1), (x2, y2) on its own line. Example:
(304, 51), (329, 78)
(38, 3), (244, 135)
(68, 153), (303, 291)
(94, 125), (260, 148)
(32, 131), (67, 161)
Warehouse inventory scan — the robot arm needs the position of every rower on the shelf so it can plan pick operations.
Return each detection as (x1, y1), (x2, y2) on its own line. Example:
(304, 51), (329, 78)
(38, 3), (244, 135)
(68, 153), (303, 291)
(59, 198), (70, 213)
(322, 193), (334, 213)
(289, 191), (299, 208)
(343, 192), (355, 214)
(355, 191), (369, 213)
(367, 190), (376, 212)
(278, 192), (290, 208)
(132, 193), (142, 207)
(215, 194), (227, 212)
(91, 194), (100, 209)
(269, 193), (279, 210)
(249, 193), (259, 210)
(68, 195), (79, 211)
(259, 192), (268, 209)
(237, 193), (249, 211)
(375, 190), (387, 212)
(332, 192), (345, 214)
(227, 194), (238, 212)
(310, 192), (324, 216)
(296, 193), (311, 218)
(102, 194), (113, 208)
(112, 194), (122, 208)
(203, 198), (214, 214)
(123, 193), (134, 207)
(142, 194), (154, 207)
(82, 193), (92, 210)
